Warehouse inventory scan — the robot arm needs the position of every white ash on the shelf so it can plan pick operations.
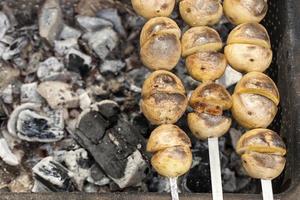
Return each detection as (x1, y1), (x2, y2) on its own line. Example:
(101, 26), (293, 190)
(222, 168), (237, 192)
(39, 0), (63, 44)
(110, 150), (147, 189)
(100, 60), (125, 75)
(32, 156), (75, 192)
(83, 182), (99, 193)
(75, 15), (113, 32)
(53, 148), (90, 191)
(20, 82), (43, 104)
(83, 27), (118, 60)
(37, 81), (79, 109)
(96, 8), (126, 37)
(79, 92), (92, 110)
(7, 103), (40, 137)
(216, 65), (243, 88)
(16, 109), (64, 142)
(0, 138), (20, 166)
(229, 128), (243, 151)
(1, 84), (13, 104)
(8, 172), (33, 192)
(0, 12), (10, 40)
(54, 38), (79, 56)
(37, 57), (64, 81)
(59, 24), (82, 40)
(31, 180), (51, 193)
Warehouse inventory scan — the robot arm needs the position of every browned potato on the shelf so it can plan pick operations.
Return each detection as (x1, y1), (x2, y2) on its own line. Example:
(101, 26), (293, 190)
(188, 82), (232, 139)
(131, 0), (175, 19)
(223, 0), (268, 25)
(182, 26), (222, 57)
(232, 72), (279, 129)
(185, 52), (227, 82)
(179, 0), (223, 26)
(140, 17), (181, 71)
(189, 82), (232, 115)
(182, 27), (226, 82)
(236, 129), (286, 180)
(147, 124), (192, 177)
(225, 23), (272, 72)
(187, 112), (231, 140)
(141, 70), (188, 125)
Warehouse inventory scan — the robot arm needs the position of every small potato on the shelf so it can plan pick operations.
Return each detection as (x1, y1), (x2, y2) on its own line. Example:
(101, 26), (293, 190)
(225, 44), (272, 73)
(227, 23), (271, 49)
(131, 0), (175, 19)
(236, 129), (286, 180)
(186, 52), (227, 82)
(147, 124), (191, 152)
(187, 112), (231, 140)
(189, 82), (232, 115)
(223, 0), (268, 25)
(181, 26), (222, 57)
(231, 93), (277, 129)
(151, 145), (192, 177)
(234, 72), (280, 105)
(141, 70), (188, 125)
(140, 17), (181, 71)
(179, 0), (223, 26)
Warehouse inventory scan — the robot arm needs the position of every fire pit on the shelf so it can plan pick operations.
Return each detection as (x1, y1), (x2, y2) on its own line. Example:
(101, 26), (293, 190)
(0, 0), (299, 199)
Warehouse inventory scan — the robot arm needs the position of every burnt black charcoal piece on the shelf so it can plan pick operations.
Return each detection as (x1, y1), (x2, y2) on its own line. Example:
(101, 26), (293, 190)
(185, 163), (211, 193)
(67, 53), (90, 77)
(77, 110), (109, 144)
(32, 157), (75, 192)
(96, 100), (120, 120)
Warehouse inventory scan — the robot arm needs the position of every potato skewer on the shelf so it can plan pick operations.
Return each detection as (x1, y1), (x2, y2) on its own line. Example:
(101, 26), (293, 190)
(182, 26), (231, 200)
(233, 73), (283, 200)
(236, 129), (286, 200)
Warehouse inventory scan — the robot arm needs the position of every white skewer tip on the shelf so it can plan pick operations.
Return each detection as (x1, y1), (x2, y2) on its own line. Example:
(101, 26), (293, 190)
(208, 137), (224, 200)
(169, 177), (179, 200)
(261, 179), (274, 200)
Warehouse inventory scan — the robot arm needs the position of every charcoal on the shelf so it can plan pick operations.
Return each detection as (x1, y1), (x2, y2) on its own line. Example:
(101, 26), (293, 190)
(53, 148), (91, 190)
(54, 38), (79, 56)
(88, 164), (110, 186)
(32, 156), (75, 192)
(0, 138), (19, 166)
(74, 101), (147, 188)
(93, 100), (120, 120)
(39, 0), (63, 44)
(66, 48), (92, 77)
(2, 37), (29, 60)
(76, 15), (113, 32)
(96, 9), (126, 37)
(1, 84), (13, 104)
(100, 60), (125, 75)
(83, 27), (118, 60)
(184, 163), (211, 193)
(37, 57), (64, 81)
(8, 172), (32, 192)
(79, 92), (92, 110)
(0, 12), (10, 39)
(222, 168), (237, 192)
(59, 24), (82, 40)
(16, 109), (64, 142)
(20, 82), (43, 104)
(37, 81), (79, 109)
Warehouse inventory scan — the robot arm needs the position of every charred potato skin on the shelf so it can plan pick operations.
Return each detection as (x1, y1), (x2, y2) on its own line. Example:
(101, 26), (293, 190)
(141, 70), (188, 125)
(140, 17), (181, 71)
(225, 23), (273, 73)
(179, 0), (223, 26)
(236, 129), (286, 180)
(188, 83), (233, 139)
(147, 125), (192, 177)
(131, 0), (176, 19)
(223, 0), (268, 25)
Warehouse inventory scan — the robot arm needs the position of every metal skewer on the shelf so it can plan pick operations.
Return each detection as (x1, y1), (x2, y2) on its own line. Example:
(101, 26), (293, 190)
(261, 179), (274, 200)
(208, 137), (223, 200)
(169, 177), (179, 200)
